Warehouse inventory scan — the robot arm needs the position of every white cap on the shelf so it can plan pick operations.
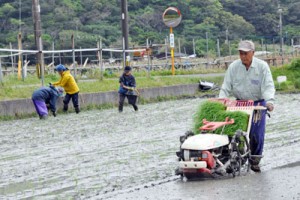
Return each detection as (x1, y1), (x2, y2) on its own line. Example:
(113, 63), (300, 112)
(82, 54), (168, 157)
(238, 40), (255, 52)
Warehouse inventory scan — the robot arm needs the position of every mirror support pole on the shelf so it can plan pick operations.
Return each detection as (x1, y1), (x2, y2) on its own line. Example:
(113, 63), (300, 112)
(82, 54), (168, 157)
(170, 27), (175, 75)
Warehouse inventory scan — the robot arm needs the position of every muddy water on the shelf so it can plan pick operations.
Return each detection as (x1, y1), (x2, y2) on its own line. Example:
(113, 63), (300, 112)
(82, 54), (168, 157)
(0, 94), (299, 199)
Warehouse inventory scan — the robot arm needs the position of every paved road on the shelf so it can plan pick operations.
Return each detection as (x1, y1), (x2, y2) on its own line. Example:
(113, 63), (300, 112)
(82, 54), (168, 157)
(107, 162), (300, 200)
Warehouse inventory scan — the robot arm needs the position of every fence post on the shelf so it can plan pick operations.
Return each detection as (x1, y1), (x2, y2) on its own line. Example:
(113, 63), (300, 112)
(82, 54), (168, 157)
(229, 41), (232, 61)
(98, 39), (103, 81)
(71, 34), (76, 79)
(52, 41), (55, 73)
(80, 47), (83, 67)
(146, 38), (150, 77)
(18, 33), (23, 80)
(206, 32), (209, 65)
(291, 39), (294, 58)
(100, 40), (103, 80)
(0, 58), (3, 83)
(178, 38), (181, 56)
(165, 37), (168, 60)
(10, 43), (14, 75)
(217, 39), (220, 59)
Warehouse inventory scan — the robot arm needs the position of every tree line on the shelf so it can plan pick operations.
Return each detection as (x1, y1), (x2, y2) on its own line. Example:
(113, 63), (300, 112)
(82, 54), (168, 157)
(0, 0), (299, 58)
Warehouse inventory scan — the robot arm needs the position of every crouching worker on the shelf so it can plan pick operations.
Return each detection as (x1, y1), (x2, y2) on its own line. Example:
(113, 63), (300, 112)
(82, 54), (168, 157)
(52, 64), (80, 113)
(32, 85), (64, 119)
(118, 66), (138, 112)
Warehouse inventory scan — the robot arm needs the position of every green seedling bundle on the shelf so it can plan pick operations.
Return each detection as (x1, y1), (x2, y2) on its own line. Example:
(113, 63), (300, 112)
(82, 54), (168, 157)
(193, 101), (249, 136)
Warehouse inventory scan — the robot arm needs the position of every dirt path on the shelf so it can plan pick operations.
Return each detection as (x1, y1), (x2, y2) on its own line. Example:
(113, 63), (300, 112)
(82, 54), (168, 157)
(0, 94), (299, 199)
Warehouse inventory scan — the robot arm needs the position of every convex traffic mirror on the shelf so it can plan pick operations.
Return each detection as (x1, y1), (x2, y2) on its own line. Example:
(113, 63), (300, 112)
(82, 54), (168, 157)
(162, 7), (182, 28)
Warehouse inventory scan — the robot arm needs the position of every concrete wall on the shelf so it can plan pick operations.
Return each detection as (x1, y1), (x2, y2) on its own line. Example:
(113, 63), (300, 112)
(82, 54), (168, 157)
(0, 84), (199, 117)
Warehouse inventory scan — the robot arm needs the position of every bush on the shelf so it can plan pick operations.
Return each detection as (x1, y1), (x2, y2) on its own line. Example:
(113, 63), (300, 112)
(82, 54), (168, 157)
(288, 58), (300, 71)
(103, 70), (119, 78)
(275, 81), (286, 90)
(295, 78), (300, 89)
(275, 81), (293, 91)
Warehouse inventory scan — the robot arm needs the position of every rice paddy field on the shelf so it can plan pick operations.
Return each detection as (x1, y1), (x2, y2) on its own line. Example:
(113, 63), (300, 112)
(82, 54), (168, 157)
(0, 94), (299, 199)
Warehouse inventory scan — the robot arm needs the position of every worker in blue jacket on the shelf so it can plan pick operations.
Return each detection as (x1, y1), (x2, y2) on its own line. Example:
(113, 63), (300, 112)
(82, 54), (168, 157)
(32, 85), (64, 119)
(118, 66), (138, 112)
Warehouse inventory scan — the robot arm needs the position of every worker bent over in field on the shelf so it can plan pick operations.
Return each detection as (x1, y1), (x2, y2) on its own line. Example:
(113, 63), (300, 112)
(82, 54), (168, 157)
(32, 85), (64, 119)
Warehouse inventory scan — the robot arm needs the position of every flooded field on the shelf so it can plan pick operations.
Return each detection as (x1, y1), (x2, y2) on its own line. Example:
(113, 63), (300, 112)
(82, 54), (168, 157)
(0, 94), (299, 199)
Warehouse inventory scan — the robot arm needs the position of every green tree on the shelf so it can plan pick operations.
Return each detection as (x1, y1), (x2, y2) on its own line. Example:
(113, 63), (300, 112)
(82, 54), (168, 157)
(0, 0), (299, 58)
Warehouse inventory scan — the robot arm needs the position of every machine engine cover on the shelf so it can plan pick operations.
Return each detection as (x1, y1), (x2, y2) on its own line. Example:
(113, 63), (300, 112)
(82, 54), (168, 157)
(181, 134), (229, 150)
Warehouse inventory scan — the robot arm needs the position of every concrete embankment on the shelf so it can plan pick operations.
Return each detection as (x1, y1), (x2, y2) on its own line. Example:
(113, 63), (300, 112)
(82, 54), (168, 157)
(0, 84), (200, 117)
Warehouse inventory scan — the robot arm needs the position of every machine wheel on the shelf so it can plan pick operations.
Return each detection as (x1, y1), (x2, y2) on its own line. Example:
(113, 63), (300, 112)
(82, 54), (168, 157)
(229, 151), (241, 177)
(183, 173), (192, 181)
(230, 130), (251, 175)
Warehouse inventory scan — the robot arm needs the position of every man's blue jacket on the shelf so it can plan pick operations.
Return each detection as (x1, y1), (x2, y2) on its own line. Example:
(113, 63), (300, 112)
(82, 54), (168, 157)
(118, 73), (136, 95)
(32, 86), (60, 112)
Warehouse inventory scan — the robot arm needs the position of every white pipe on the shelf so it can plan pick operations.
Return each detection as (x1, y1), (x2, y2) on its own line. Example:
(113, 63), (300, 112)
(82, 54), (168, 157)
(0, 48), (146, 54)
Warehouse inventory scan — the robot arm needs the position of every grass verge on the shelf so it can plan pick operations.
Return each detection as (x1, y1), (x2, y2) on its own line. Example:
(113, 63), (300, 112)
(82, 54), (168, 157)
(0, 70), (224, 100)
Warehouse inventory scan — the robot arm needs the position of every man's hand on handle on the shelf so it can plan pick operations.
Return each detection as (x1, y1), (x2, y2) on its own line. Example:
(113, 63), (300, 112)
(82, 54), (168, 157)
(266, 103), (274, 112)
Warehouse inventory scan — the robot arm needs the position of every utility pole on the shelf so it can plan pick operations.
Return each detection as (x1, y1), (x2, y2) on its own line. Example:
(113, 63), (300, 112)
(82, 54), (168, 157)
(18, 0), (23, 80)
(278, 4), (283, 56)
(19, 0), (22, 32)
(121, 0), (129, 68)
(32, 0), (45, 86)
